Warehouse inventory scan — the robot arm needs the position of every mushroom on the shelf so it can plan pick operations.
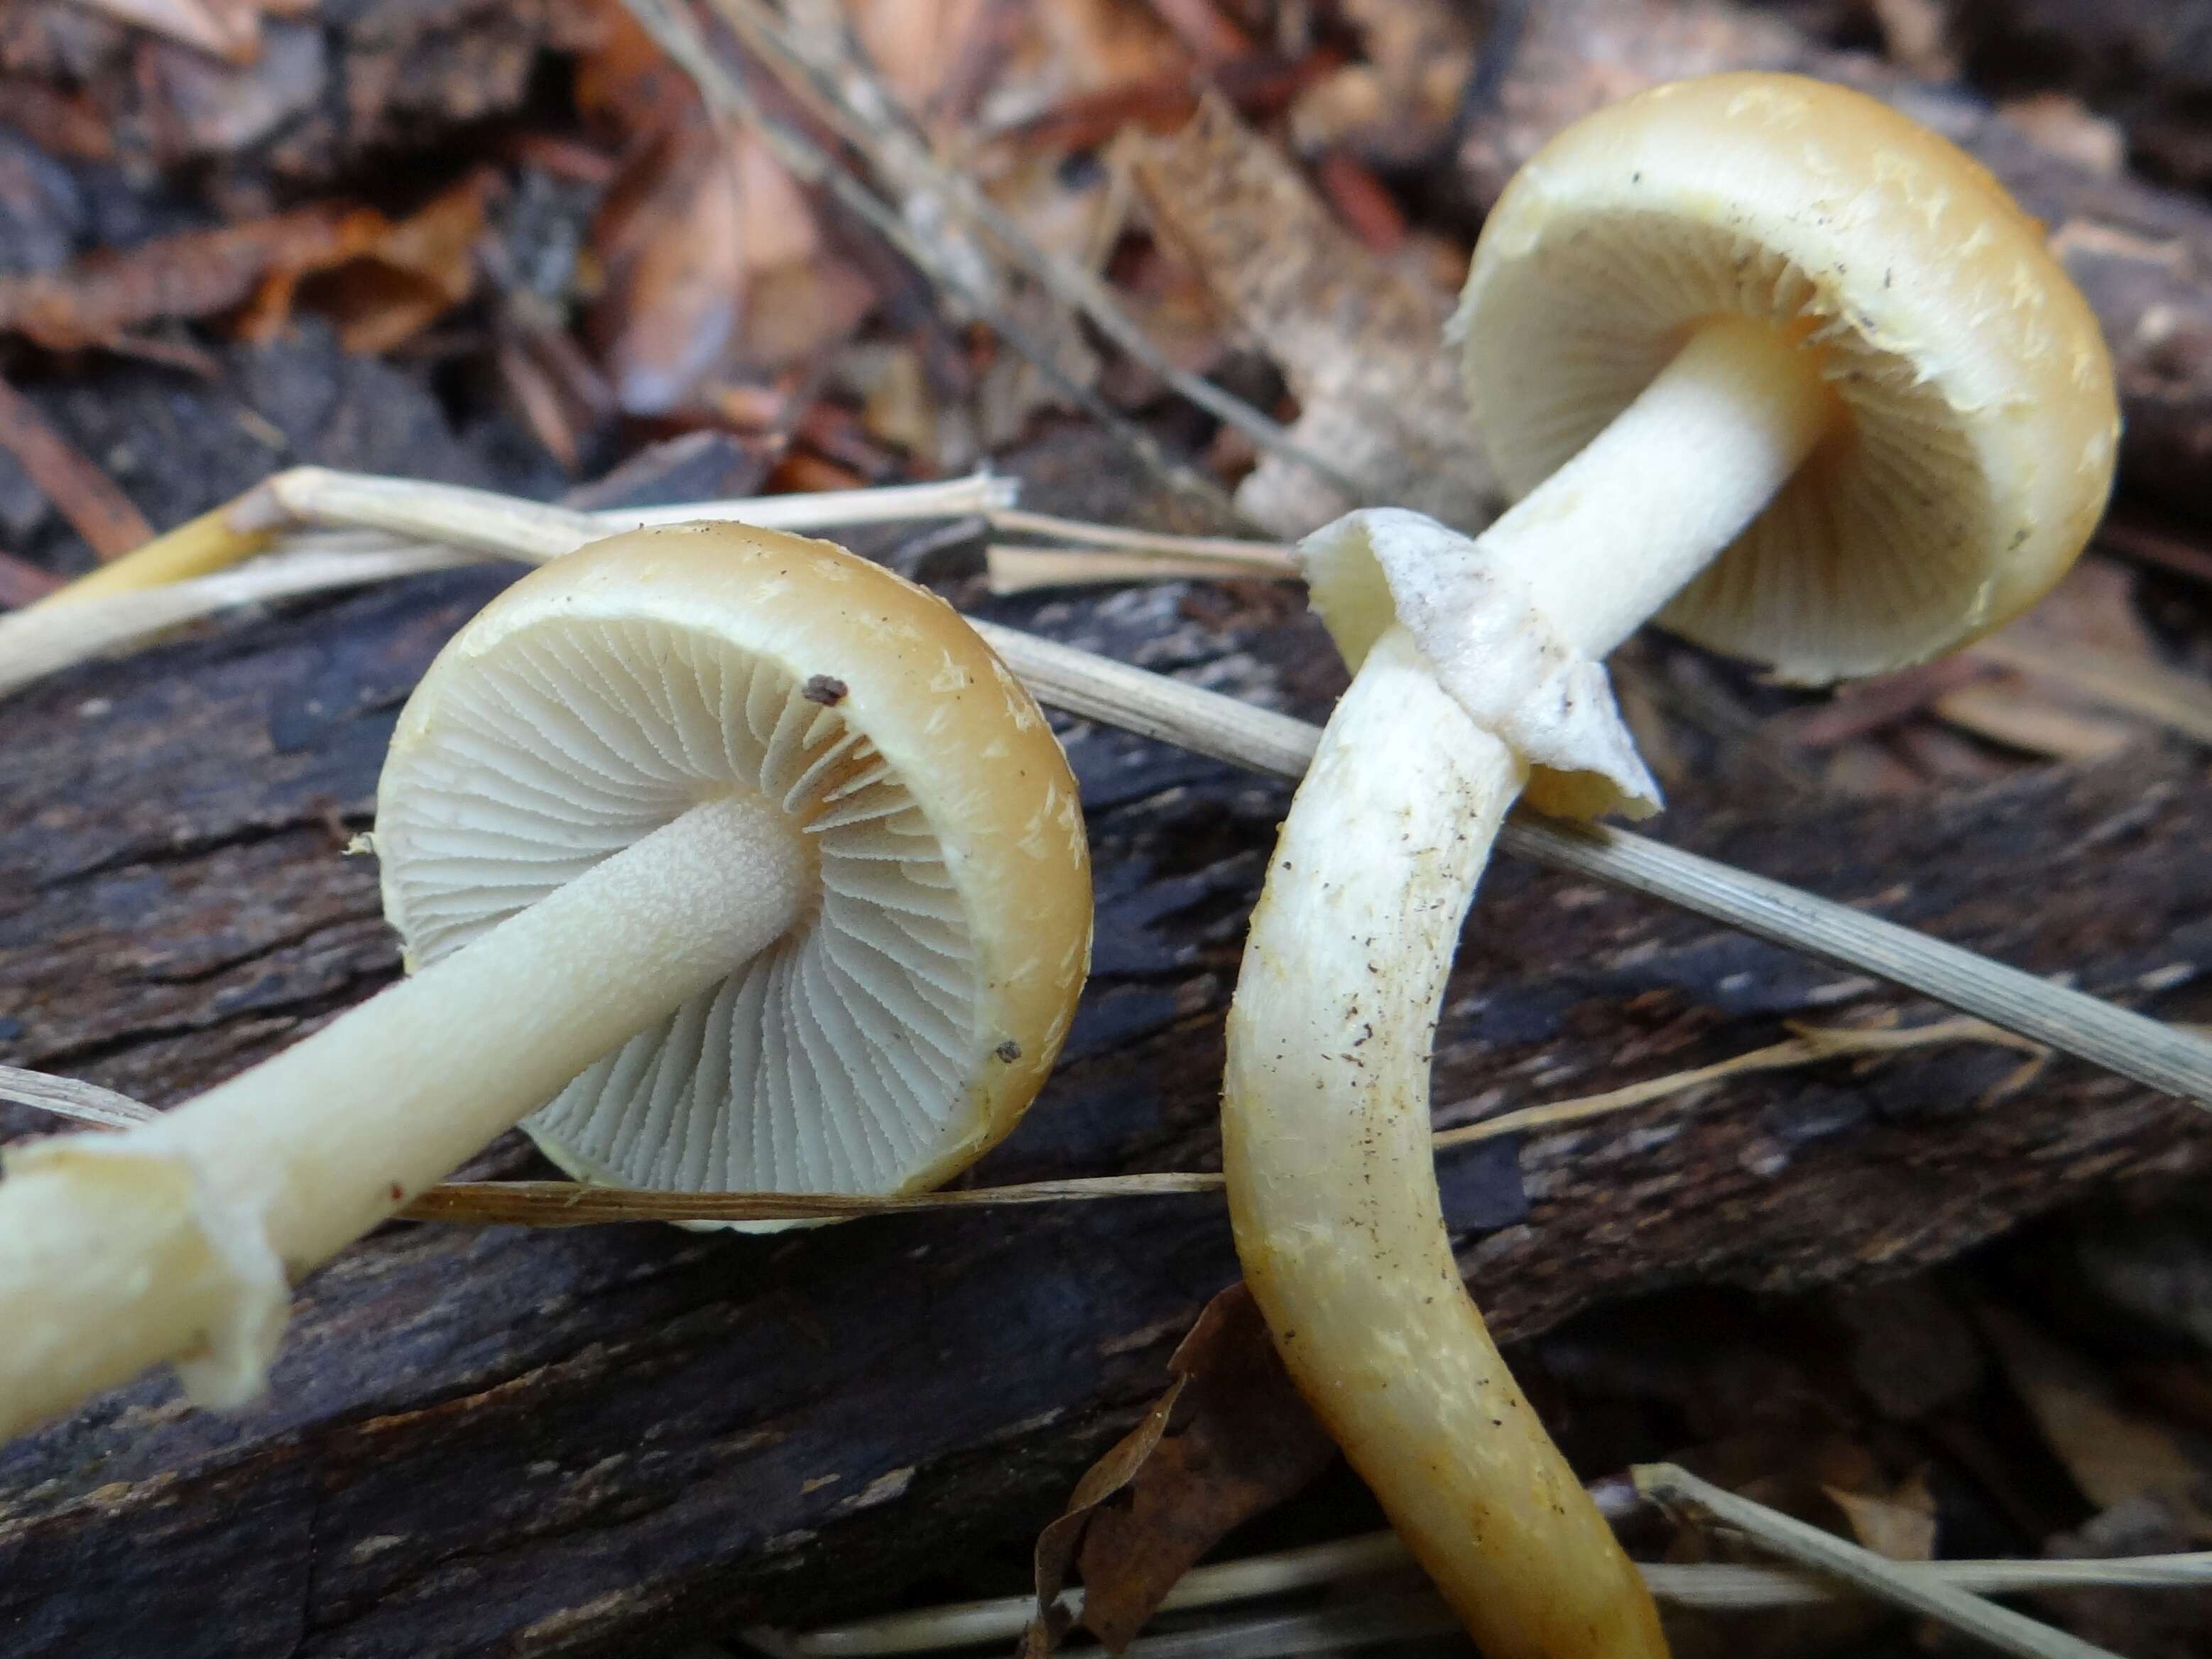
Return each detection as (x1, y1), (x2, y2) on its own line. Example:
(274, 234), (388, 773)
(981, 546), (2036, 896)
(1221, 72), (2119, 1659)
(0, 523), (1091, 1438)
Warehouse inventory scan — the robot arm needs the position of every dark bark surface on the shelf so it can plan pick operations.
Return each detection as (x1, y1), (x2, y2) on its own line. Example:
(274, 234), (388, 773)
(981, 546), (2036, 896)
(5, 529), (2212, 1654)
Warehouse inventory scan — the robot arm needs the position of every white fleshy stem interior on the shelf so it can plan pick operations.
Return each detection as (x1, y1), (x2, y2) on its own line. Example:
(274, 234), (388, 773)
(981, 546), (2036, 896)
(1475, 314), (1832, 660)
(1221, 627), (1667, 1659)
(0, 789), (806, 1439)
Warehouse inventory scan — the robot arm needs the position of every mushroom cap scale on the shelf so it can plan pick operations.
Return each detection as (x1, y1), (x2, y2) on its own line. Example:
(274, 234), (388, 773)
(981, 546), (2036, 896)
(374, 523), (1091, 1204)
(1456, 72), (2120, 683)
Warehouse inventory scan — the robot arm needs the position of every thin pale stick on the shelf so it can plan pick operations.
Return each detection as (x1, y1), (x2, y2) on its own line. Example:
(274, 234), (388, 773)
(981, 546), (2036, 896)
(1432, 1016), (2029, 1148)
(0, 1066), (159, 1131)
(3, 473), (1009, 690)
(403, 1173), (1222, 1226)
(1972, 632), (2212, 749)
(988, 508), (1297, 567)
(753, 1527), (2212, 1657)
(986, 546), (1286, 594)
(0, 545), (475, 697)
(974, 621), (2212, 1110)
(0, 1020), (2027, 1227)
(981, 537), (2212, 758)
(1635, 1462), (2120, 1659)
(621, 472), (1015, 530)
(11, 473), (2211, 1108)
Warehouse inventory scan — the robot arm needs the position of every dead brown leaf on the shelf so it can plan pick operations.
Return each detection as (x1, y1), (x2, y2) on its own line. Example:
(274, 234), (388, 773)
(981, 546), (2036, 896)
(308, 171), (496, 354)
(1868, 0), (1956, 82)
(0, 205), (383, 352)
(0, 370), (154, 559)
(1289, 0), (1475, 162)
(1020, 1283), (1338, 1655)
(0, 75), (115, 161)
(2000, 92), (2126, 179)
(0, 170), (494, 359)
(588, 118), (747, 414)
(1021, 1374), (1187, 1658)
(1821, 1467), (1938, 1562)
(1132, 94), (1495, 535)
(1978, 1303), (2212, 1537)
(846, 0), (997, 115)
(1931, 679), (2138, 763)
(573, 0), (698, 134)
(1073, 1283), (1338, 1651)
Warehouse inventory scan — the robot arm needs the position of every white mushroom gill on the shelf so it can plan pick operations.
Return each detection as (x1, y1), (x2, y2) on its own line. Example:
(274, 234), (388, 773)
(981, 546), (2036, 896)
(375, 616), (982, 1200)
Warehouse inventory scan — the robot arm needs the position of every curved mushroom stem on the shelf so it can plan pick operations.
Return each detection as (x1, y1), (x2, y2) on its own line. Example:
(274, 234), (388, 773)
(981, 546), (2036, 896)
(1478, 314), (1833, 658)
(0, 790), (809, 1440)
(1223, 627), (1668, 1659)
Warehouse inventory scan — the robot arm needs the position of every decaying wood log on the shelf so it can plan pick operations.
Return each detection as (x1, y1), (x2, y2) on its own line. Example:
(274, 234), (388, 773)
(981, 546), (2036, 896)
(1460, 0), (2212, 522)
(4, 528), (2212, 1654)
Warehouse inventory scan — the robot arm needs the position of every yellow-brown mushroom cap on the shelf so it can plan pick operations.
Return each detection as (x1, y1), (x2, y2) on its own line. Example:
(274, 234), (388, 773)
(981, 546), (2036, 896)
(1456, 71), (2120, 683)
(374, 523), (1092, 1204)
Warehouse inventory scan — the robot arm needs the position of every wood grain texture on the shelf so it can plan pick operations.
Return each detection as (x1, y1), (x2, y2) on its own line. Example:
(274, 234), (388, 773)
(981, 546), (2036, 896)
(4, 545), (2211, 1655)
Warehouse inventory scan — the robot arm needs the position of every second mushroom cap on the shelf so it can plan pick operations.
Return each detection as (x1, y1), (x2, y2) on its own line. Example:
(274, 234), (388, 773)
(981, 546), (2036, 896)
(1456, 71), (2120, 682)
(376, 523), (1093, 1207)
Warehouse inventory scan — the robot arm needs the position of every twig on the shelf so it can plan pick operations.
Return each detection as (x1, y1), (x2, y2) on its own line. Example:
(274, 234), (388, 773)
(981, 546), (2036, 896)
(403, 1173), (1222, 1226)
(1432, 1017), (2034, 1148)
(0, 1021), (2043, 1226)
(745, 1524), (2212, 1657)
(0, 370), (154, 558)
(984, 511), (1297, 592)
(9, 468), (2211, 1109)
(971, 618), (2212, 1111)
(17, 473), (1013, 628)
(988, 508), (1294, 567)
(0, 1066), (159, 1131)
(969, 531), (2212, 756)
(0, 545), (477, 696)
(1634, 1463), (2121, 1659)
(707, 0), (1366, 505)
(614, 0), (1228, 514)
(0, 550), (62, 609)
(986, 546), (1282, 593)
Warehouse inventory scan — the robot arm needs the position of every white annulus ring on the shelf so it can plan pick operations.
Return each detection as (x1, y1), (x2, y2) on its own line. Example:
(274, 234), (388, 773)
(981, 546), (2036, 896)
(1221, 72), (2121, 1659)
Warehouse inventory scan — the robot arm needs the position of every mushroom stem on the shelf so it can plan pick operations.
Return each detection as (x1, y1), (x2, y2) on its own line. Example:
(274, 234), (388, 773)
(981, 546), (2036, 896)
(0, 790), (808, 1440)
(1222, 626), (1667, 1659)
(1476, 315), (1832, 658)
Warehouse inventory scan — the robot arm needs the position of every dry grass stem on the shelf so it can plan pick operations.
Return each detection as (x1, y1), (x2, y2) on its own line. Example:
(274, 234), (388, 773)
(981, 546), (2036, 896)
(1635, 1462), (2121, 1659)
(10, 470), (2211, 1106)
(0, 1066), (160, 1131)
(1, 1018), (2022, 1228)
(747, 1524), (2212, 1657)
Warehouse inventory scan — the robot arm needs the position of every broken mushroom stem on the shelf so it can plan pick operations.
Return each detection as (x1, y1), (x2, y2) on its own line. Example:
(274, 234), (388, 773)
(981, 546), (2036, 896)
(0, 791), (802, 1437)
(1224, 628), (1667, 1658)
